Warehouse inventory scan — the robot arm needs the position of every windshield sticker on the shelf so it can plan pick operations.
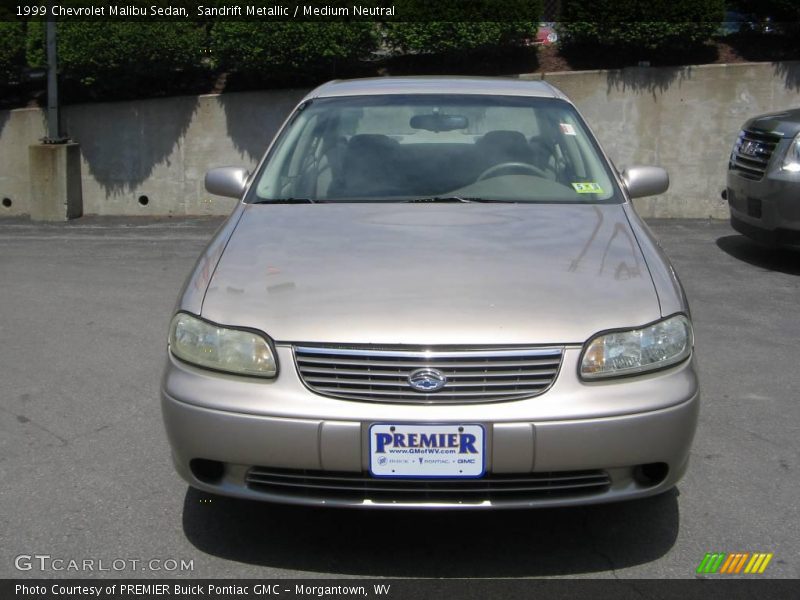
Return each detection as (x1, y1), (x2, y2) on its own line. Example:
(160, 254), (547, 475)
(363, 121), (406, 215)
(560, 123), (577, 136)
(572, 182), (604, 194)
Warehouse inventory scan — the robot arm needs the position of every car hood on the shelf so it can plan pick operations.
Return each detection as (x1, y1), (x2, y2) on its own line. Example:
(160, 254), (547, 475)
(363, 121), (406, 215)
(200, 202), (660, 345)
(746, 108), (800, 138)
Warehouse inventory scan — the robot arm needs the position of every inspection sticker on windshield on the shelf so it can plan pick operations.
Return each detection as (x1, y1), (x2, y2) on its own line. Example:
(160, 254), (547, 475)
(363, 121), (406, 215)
(572, 182), (604, 194)
(369, 423), (485, 478)
(560, 123), (577, 135)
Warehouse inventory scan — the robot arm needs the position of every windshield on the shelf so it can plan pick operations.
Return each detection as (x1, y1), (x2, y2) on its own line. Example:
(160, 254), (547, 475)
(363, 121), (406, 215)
(248, 94), (622, 204)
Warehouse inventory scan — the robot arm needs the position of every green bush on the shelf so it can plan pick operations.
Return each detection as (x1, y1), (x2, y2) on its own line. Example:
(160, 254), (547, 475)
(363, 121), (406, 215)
(0, 22), (26, 85)
(559, 0), (726, 53)
(383, 22), (539, 55)
(26, 21), (206, 99)
(384, 0), (542, 55)
(210, 22), (378, 82)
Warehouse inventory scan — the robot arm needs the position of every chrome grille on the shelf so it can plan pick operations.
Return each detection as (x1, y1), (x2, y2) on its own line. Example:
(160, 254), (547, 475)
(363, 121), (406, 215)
(730, 129), (781, 180)
(246, 467), (611, 503)
(294, 345), (563, 403)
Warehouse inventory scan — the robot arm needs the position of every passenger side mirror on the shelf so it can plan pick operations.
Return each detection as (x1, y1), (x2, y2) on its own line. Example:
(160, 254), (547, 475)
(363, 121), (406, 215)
(621, 166), (669, 199)
(205, 167), (249, 199)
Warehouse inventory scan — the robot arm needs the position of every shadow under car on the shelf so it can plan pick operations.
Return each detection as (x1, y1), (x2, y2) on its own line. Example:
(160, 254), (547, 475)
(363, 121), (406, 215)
(182, 486), (680, 577)
(716, 235), (800, 276)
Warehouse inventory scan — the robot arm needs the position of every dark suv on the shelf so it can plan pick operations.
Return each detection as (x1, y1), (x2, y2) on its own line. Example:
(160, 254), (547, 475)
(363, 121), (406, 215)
(726, 108), (800, 249)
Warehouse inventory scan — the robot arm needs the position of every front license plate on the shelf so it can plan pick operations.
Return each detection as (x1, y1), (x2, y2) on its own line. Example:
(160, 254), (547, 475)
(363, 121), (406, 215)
(369, 423), (485, 478)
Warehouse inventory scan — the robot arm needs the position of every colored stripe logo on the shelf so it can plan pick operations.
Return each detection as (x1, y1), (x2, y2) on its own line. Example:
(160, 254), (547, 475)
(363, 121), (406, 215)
(696, 552), (773, 574)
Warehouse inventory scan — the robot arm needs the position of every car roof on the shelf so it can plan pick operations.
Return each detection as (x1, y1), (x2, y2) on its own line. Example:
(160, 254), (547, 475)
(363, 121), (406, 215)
(304, 76), (570, 103)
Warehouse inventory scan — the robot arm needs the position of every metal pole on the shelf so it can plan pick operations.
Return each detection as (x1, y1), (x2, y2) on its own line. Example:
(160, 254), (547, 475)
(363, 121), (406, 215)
(45, 17), (62, 142)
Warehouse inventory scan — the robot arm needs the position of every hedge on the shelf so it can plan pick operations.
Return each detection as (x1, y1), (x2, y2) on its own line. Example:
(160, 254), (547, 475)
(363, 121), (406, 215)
(0, 22), (26, 85)
(26, 22), (206, 100)
(3, 0), (748, 103)
(382, 22), (540, 55)
(559, 0), (726, 53)
(209, 22), (378, 83)
(383, 0), (542, 55)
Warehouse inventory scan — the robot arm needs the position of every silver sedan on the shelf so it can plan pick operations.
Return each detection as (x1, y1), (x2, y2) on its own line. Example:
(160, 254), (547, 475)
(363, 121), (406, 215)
(161, 77), (698, 509)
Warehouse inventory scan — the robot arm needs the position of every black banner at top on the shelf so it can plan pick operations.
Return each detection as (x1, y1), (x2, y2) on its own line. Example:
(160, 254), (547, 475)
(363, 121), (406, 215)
(3, 0), (543, 22)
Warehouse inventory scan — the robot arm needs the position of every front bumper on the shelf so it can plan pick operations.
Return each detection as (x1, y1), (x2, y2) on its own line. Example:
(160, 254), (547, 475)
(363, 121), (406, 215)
(161, 347), (700, 509)
(727, 169), (800, 248)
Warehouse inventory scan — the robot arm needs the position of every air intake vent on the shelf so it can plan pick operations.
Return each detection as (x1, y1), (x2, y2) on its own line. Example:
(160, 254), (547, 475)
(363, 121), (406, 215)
(246, 467), (611, 503)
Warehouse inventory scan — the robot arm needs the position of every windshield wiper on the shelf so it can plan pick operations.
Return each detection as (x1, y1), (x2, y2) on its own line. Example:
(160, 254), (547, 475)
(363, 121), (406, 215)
(405, 196), (515, 204)
(252, 197), (516, 205)
(251, 198), (320, 204)
(462, 198), (517, 203)
(404, 196), (470, 203)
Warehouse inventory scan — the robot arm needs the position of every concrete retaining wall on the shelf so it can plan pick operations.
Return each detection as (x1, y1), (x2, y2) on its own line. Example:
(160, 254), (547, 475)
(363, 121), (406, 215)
(0, 89), (308, 217)
(539, 62), (800, 218)
(1, 61), (799, 218)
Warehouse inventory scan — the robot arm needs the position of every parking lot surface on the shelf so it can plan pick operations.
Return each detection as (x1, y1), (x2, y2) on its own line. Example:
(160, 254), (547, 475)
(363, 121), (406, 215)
(0, 216), (798, 579)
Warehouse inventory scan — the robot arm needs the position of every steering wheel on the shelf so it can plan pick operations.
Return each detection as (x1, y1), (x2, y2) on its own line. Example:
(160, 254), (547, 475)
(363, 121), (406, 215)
(477, 161), (549, 181)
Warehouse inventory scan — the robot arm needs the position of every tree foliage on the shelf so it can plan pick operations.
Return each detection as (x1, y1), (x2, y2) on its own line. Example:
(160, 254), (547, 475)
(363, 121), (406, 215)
(726, 0), (800, 21)
(209, 22), (378, 83)
(26, 21), (206, 99)
(0, 22), (26, 85)
(384, 0), (542, 54)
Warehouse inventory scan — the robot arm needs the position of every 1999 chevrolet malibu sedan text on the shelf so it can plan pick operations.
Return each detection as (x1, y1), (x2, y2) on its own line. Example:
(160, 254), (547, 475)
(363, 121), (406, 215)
(161, 77), (699, 509)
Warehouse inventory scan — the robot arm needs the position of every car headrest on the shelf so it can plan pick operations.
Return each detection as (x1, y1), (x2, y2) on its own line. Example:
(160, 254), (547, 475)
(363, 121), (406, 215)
(477, 130), (529, 152)
(345, 134), (400, 156)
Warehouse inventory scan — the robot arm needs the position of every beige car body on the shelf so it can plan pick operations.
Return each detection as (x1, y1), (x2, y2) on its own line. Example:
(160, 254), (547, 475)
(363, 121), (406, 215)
(161, 78), (698, 509)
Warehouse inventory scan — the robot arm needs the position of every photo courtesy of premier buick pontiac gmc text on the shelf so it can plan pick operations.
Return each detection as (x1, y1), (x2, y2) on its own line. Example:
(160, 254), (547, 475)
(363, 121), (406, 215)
(161, 77), (699, 509)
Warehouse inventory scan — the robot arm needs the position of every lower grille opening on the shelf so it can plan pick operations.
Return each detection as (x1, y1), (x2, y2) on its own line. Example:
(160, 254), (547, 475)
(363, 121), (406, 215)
(245, 467), (611, 503)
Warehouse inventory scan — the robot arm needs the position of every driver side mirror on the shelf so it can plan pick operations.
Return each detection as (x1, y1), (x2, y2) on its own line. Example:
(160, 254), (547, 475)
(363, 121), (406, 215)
(205, 167), (249, 199)
(621, 166), (669, 199)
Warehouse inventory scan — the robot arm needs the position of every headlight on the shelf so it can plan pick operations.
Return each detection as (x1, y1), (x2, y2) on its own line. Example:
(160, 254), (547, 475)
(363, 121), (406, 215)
(782, 133), (800, 173)
(580, 314), (693, 380)
(168, 313), (277, 377)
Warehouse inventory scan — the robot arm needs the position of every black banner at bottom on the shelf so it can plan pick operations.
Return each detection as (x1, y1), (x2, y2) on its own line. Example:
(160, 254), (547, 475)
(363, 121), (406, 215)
(4, 579), (799, 600)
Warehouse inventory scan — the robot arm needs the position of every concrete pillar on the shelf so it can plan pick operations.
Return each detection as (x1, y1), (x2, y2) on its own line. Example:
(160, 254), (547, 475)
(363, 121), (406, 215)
(28, 143), (83, 221)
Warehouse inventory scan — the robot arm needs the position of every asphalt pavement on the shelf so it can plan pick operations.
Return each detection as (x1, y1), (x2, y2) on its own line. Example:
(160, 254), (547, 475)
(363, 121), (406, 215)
(0, 216), (798, 580)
